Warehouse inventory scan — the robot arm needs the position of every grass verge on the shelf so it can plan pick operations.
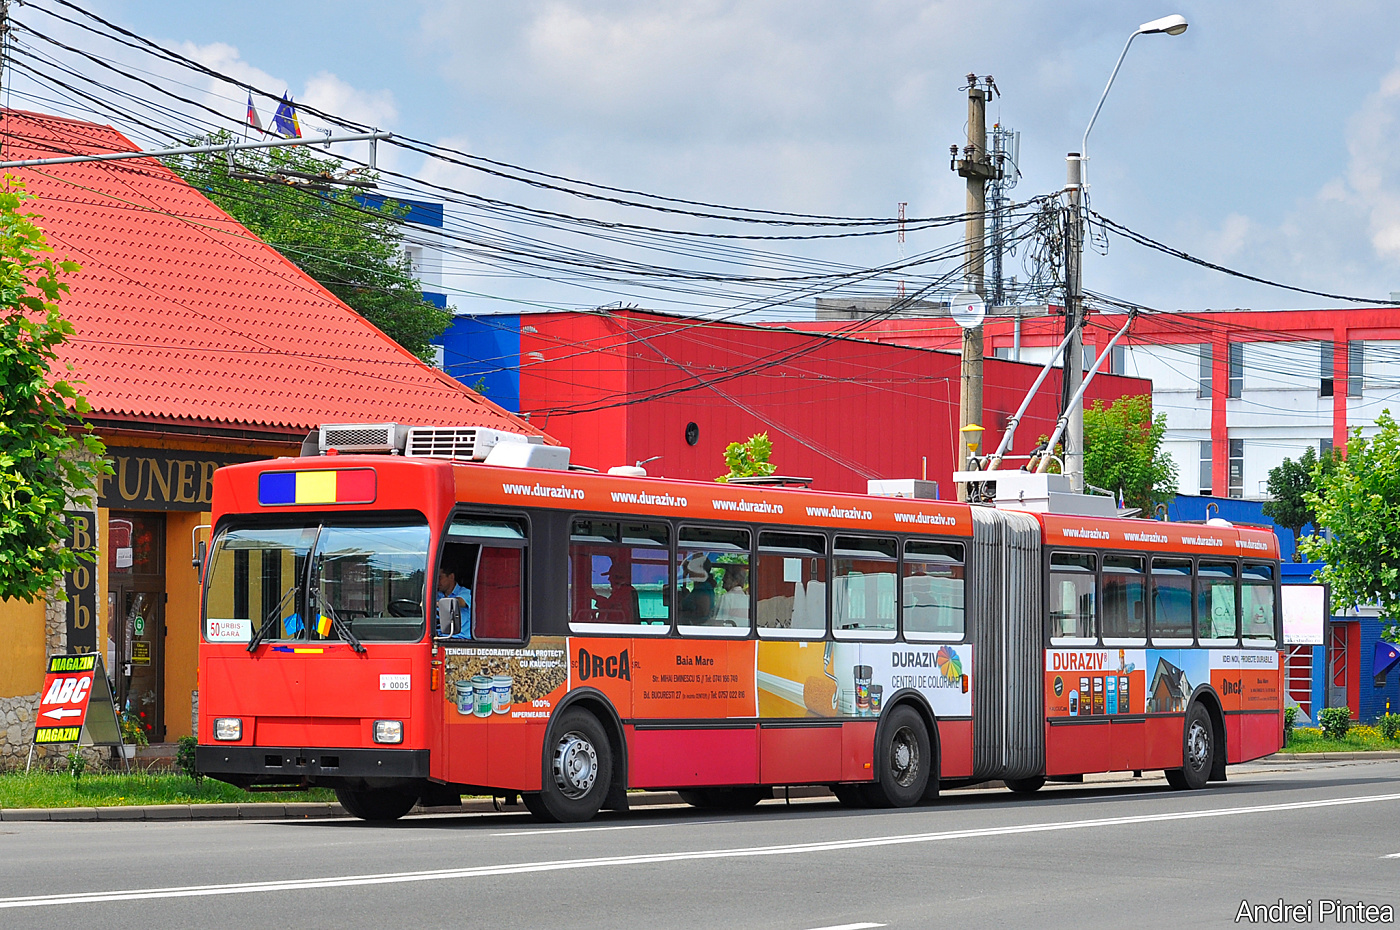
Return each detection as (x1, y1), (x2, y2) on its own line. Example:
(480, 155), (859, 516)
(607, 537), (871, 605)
(1282, 725), (1400, 753)
(0, 770), (336, 808)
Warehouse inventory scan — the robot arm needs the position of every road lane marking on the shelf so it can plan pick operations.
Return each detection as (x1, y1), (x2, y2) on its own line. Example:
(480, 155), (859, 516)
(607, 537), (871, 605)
(802, 923), (886, 930)
(1384, 853), (1400, 858)
(491, 819), (736, 837)
(5, 791), (1400, 909)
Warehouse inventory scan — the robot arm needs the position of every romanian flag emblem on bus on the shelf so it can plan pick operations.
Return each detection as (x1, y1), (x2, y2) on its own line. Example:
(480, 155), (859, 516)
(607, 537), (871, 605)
(258, 469), (376, 506)
(316, 614), (333, 637)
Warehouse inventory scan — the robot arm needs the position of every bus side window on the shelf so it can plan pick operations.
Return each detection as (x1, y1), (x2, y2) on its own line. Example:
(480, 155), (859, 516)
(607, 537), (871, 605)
(676, 525), (751, 637)
(755, 532), (826, 639)
(1150, 558), (1193, 643)
(1242, 562), (1277, 645)
(902, 540), (964, 642)
(568, 519), (670, 633)
(1197, 561), (1238, 644)
(1102, 554), (1145, 644)
(1049, 551), (1096, 645)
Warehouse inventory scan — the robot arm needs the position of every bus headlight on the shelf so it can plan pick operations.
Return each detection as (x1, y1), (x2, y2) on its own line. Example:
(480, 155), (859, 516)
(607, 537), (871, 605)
(373, 720), (403, 744)
(213, 718), (242, 741)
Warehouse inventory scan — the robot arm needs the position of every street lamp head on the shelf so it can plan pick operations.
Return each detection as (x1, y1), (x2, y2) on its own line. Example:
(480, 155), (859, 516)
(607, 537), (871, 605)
(1137, 14), (1188, 36)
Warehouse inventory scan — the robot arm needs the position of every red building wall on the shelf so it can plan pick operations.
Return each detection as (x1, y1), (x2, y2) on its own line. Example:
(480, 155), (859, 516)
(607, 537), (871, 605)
(518, 310), (1149, 494)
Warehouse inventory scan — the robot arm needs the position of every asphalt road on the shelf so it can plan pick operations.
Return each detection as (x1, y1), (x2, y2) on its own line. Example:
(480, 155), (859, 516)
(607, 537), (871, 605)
(2, 759), (1397, 930)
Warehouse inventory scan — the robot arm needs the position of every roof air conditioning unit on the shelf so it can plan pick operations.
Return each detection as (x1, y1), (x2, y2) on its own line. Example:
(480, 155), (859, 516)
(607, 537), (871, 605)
(318, 422), (408, 455)
(403, 425), (542, 461)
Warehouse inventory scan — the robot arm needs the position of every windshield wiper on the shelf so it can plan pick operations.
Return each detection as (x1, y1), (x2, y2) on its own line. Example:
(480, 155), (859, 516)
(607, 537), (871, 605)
(247, 584), (297, 653)
(312, 554), (366, 654)
(315, 591), (366, 654)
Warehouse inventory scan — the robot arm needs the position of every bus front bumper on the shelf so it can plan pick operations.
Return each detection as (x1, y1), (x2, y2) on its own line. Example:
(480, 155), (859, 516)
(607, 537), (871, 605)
(196, 745), (430, 788)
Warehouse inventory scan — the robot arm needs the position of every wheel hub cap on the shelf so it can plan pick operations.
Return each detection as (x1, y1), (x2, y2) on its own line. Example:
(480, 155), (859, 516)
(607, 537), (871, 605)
(1187, 721), (1209, 771)
(890, 727), (919, 787)
(553, 732), (597, 799)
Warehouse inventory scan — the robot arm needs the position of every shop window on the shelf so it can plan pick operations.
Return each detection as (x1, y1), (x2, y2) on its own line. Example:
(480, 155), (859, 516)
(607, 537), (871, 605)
(902, 540), (965, 641)
(1102, 554), (1146, 644)
(676, 525), (750, 636)
(568, 519), (670, 634)
(832, 536), (897, 640)
(1050, 551), (1096, 645)
(1151, 558), (1193, 643)
(1197, 560), (1238, 644)
(755, 531), (826, 639)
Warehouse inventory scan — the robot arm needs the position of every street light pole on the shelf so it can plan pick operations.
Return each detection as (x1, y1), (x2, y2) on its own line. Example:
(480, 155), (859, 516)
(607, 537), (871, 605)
(1062, 13), (1187, 493)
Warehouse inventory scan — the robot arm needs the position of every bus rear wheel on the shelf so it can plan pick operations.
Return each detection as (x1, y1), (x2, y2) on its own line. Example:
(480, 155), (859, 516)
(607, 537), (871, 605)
(1165, 703), (1214, 791)
(526, 708), (613, 823)
(335, 785), (418, 822)
(860, 706), (931, 808)
(677, 787), (768, 810)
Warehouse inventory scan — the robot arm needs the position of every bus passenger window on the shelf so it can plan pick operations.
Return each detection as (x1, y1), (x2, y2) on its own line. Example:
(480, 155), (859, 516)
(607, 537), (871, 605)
(568, 520), (670, 633)
(833, 536), (897, 640)
(1049, 552), (1096, 645)
(755, 532), (826, 639)
(1102, 555), (1146, 643)
(677, 526), (750, 637)
(1241, 563), (1277, 645)
(902, 540), (964, 642)
(1197, 561), (1238, 644)
(1151, 558), (1194, 643)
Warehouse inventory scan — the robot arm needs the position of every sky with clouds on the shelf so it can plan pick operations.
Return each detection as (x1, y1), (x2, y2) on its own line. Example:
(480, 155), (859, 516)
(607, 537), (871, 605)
(24, 0), (1400, 317)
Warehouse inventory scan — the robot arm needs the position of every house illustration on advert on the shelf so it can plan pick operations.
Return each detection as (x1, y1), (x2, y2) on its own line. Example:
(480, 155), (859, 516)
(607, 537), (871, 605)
(1148, 657), (1192, 714)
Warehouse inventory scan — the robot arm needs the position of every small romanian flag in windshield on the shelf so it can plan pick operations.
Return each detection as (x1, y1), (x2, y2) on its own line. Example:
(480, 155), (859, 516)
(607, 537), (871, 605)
(316, 614), (333, 637)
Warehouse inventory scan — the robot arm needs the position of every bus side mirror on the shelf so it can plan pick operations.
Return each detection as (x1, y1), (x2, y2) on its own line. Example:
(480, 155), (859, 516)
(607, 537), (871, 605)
(437, 597), (461, 638)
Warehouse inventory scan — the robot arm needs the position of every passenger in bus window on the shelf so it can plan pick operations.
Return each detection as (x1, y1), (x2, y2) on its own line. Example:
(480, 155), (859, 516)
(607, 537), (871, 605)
(595, 557), (640, 624)
(717, 564), (749, 626)
(679, 555), (717, 624)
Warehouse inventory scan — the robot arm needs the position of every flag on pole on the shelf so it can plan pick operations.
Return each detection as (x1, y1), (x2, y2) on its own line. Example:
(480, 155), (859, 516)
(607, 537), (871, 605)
(316, 614), (333, 637)
(245, 94), (265, 134)
(271, 93), (302, 139)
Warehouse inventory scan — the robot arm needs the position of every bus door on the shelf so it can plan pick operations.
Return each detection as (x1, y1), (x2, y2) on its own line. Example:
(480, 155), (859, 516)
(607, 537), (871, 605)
(437, 515), (532, 789)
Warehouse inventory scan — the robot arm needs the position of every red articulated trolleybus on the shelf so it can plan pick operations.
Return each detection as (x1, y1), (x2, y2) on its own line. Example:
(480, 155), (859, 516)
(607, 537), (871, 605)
(196, 423), (1284, 822)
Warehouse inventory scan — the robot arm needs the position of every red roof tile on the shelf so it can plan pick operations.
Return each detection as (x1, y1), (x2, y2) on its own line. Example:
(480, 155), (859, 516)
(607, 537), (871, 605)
(1, 109), (538, 438)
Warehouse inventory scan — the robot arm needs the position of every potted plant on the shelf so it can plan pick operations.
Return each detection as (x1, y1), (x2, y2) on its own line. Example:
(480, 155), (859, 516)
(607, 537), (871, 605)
(119, 711), (149, 758)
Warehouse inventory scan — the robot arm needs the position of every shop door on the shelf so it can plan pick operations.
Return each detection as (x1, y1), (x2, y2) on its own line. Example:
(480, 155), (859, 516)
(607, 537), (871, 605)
(107, 512), (166, 743)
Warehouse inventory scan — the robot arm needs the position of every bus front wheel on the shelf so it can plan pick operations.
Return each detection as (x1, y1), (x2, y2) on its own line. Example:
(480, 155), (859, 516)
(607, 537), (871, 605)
(860, 706), (931, 808)
(335, 785), (418, 822)
(526, 708), (614, 823)
(1165, 703), (1215, 791)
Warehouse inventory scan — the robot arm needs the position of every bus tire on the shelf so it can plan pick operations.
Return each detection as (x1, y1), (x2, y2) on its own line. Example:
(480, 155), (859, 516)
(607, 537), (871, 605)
(678, 787), (767, 810)
(1166, 703), (1214, 791)
(860, 706), (930, 808)
(530, 708), (613, 823)
(335, 785), (418, 822)
(1005, 776), (1045, 794)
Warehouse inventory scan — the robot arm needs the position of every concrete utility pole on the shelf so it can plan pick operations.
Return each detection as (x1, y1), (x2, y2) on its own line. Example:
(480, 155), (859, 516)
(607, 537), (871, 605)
(1062, 154), (1085, 493)
(953, 75), (999, 498)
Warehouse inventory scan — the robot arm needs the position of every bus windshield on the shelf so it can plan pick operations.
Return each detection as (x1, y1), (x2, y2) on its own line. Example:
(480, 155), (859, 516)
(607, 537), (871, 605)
(203, 521), (430, 644)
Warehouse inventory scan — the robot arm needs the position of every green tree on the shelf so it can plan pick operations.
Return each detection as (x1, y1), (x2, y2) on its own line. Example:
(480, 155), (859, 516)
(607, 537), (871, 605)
(1262, 445), (1337, 561)
(1082, 394), (1178, 513)
(1300, 411), (1400, 642)
(717, 433), (776, 483)
(165, 132), (451, 361)
(0, 181), (108, 602)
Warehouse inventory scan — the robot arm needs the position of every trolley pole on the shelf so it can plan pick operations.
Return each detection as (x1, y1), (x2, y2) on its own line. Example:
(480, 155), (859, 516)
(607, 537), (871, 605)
(953, 75), (999, 498)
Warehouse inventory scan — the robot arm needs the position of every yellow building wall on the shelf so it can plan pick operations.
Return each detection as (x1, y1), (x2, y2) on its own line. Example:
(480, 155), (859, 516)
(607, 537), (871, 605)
(163, 510), (208, 740)
(0, 597), (48, 698)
